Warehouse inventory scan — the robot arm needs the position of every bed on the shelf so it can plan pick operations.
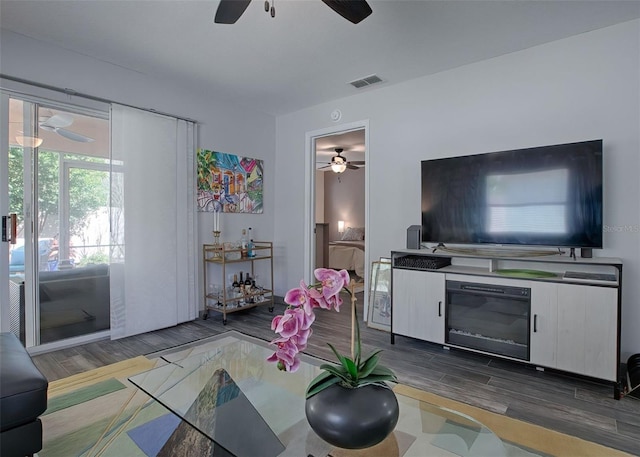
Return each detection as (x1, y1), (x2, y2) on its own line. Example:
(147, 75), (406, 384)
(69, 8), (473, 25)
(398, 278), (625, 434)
(329, 240), (365, 278)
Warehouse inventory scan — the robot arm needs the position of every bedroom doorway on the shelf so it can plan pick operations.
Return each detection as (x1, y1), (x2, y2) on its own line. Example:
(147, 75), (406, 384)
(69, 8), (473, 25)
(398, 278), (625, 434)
(304, 121), (368, 293)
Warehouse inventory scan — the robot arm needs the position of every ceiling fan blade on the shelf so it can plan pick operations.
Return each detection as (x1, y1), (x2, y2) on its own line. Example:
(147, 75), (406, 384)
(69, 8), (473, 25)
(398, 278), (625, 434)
(39, 124), (56, 132)
(41, 113), (74, 128)
(215, 0), (252, 24)
(318, 164), (332, 169)
(346, 163), (360, 170)
(349, 160), (365, 165)
(55, 128), (95, 143)
(321, 0), (372, 24)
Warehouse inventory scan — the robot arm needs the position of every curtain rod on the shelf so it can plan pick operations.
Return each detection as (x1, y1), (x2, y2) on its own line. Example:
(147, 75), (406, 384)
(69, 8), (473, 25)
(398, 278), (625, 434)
(0, 73), (199, 124)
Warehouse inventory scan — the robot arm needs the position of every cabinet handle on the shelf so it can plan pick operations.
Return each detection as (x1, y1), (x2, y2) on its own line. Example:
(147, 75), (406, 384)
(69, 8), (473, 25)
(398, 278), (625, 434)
(533, 314), (538, 333)
(438, 301), (442, 317)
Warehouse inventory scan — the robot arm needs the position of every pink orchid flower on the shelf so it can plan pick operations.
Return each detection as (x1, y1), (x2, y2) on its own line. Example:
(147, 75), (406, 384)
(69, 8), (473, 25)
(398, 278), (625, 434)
(284, 280), (317, 315)
(290, 327), (312, 349)
(267, 338), (301, 372)
(271, 307), (315, 339)
(307, 287), (329, 310)
(314, 268), (349, 311)
(269, 269), (351, 373)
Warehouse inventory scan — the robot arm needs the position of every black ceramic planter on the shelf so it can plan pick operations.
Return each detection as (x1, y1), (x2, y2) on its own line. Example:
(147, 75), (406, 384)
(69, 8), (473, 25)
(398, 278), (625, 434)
(305, 383), (399, 449)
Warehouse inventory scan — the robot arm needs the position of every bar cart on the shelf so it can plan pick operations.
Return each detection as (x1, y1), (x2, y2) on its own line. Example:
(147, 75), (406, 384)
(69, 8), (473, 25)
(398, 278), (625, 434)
(202, 241), (274, 324)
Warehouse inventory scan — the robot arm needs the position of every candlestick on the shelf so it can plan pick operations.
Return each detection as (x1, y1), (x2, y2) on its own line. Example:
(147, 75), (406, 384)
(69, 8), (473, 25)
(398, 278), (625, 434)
(212, 230), (222, 259)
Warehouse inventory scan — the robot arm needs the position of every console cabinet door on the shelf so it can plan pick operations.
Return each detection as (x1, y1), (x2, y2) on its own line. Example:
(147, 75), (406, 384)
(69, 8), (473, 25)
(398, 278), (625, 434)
(556, 284), (618, 381)
(392, 269), (445, 343)
(529, 282), (557, 368)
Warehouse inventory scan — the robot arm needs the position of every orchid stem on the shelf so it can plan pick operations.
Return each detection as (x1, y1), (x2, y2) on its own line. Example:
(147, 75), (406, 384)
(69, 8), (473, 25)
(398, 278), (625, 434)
(350, 279), (356, 361)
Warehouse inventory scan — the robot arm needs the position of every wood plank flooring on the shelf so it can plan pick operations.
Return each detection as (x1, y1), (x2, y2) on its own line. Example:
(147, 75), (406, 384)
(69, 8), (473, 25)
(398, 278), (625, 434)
(32, 295), (640, 455)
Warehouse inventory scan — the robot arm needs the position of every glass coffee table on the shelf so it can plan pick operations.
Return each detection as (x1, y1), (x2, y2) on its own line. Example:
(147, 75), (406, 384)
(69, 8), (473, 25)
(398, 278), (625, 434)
(128, 332), (506, 457)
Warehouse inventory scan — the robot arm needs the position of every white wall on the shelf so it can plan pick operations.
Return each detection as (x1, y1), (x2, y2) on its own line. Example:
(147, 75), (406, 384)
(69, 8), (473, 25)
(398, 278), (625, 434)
(1, 30), (276, 312)
(275, 20), (640, 358)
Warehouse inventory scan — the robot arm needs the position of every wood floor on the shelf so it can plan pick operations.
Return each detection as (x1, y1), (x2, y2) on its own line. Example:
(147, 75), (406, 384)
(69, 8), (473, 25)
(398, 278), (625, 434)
(32, 295), (640, 456)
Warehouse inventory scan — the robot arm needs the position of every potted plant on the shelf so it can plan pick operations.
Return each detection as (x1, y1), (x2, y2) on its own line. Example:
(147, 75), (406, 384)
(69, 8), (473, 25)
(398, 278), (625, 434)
(267, 268), (399, 449)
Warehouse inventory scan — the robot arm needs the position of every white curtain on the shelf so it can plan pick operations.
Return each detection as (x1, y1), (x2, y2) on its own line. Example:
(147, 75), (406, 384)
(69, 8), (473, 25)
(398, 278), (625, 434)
(110, 104), (197, 339)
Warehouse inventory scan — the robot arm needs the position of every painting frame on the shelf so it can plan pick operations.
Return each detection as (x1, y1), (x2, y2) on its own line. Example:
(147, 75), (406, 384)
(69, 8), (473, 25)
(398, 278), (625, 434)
(367, 257), (392, 332)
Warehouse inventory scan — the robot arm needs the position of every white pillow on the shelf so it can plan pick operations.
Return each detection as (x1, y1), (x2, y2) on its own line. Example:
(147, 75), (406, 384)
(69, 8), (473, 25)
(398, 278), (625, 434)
(341, 227), (365, 241)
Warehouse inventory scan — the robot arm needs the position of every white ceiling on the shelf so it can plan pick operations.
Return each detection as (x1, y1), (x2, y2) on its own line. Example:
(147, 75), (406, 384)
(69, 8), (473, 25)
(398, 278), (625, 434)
(1, 1), (639, 118)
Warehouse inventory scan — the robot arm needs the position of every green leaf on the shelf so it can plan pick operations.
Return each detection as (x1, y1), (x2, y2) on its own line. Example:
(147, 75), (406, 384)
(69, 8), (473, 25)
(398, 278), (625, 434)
(359, 372), (397, 384)
(368, 365), (398, 380)
(327, 343), (352, 372)
(343, 357), (358, 380)
(305, 378), (340, 398)
(358, 352), (381, 378)
(359, 349), (383, 367)
(355, 376), (396, 387)
(320, 364), (351, 383)
(319, 363), (348, 376)
(327, 343), (345, 362)
(306, 370), (333, 393)
(305, 371), (340, 398)
(352, 294), (362, 366)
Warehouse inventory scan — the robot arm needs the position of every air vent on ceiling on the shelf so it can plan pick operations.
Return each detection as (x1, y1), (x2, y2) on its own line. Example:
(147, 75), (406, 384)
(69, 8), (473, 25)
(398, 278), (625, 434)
(349, 74), (383, 89)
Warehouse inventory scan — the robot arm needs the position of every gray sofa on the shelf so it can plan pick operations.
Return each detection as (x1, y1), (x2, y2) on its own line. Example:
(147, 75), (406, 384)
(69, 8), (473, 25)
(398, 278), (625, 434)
(17, 264), (110, 343)
(0, 332), (48, 457)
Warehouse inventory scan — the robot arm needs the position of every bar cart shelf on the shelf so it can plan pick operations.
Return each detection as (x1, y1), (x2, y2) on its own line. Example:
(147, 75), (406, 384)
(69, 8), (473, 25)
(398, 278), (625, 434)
(202, 241), (275, 325)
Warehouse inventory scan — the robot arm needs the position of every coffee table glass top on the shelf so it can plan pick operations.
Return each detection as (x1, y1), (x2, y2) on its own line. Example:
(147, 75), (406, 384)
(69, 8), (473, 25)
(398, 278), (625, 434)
(128, 331), (506, 457)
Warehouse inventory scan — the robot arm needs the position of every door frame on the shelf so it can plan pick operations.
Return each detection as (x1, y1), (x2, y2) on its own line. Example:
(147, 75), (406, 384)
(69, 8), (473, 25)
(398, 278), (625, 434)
(1, 93), (10, 333)
(303, 120), (369, 291)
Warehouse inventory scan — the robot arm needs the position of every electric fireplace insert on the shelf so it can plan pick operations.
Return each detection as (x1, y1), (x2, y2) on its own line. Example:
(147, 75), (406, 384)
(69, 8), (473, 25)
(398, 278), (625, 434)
(445, 280), (530, 360)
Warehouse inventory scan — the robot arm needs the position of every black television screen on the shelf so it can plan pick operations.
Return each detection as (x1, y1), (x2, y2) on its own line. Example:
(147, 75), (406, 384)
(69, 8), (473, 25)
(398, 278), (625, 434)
(421, 140), (603, 248)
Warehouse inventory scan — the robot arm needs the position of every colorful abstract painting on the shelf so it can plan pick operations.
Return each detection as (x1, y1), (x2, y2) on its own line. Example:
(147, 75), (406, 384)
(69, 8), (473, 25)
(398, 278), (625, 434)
(197, 149), (264, 213)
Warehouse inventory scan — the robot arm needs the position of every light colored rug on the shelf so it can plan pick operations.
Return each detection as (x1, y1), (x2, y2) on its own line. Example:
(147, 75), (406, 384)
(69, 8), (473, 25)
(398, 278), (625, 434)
(41, 332), (632, 457)
(393, 384), (630, 457)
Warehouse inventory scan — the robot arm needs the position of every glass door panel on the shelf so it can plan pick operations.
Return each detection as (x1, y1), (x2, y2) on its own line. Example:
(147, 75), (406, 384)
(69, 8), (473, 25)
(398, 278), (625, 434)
(2, 93), (110, 347)
(3, 97), (37, 344)
(36, 107), (111, 345)
(38, 163), (111, 344)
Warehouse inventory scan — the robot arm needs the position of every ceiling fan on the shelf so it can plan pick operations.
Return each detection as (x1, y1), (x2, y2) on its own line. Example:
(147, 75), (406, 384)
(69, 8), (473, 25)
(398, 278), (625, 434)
(319, 148), (365, 173)
(39, 112), (94, 143)
(214, 0), (372, 24)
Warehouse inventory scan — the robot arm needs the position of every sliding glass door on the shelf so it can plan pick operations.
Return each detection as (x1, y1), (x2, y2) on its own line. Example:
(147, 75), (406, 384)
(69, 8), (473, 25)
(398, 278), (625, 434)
(1, 93), (110, 348)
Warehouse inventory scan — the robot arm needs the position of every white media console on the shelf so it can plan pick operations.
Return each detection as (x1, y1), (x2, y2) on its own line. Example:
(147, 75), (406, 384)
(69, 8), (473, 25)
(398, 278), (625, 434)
(390, 248), (623, 399)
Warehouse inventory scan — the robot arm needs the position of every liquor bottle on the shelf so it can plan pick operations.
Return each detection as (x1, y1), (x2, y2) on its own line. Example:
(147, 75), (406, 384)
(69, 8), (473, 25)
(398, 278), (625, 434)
(232, 274), (240, 297)
(244, 272), (252, 292)
(240, 229), (248, 258)
(247, 227), (255, 257)
(238, 272), (245, 305)
(244, 272), (252, 302)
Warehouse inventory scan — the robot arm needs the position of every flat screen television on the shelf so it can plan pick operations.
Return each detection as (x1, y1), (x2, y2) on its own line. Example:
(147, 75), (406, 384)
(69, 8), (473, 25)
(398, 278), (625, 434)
(421, 140), (603, 248)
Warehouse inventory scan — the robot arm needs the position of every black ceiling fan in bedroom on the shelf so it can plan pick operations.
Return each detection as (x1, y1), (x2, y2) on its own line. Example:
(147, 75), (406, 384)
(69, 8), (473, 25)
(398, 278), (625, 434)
(318, 148), (365, 173)
(214, 0), (372, 24)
